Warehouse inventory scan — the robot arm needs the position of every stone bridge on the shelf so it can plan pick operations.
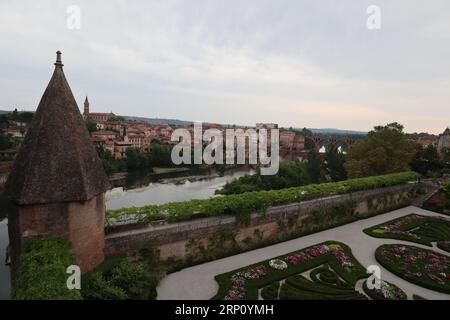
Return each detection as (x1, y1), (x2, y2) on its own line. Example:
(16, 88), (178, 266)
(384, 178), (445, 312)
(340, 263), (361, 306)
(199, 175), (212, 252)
(305, 135), (362, 151)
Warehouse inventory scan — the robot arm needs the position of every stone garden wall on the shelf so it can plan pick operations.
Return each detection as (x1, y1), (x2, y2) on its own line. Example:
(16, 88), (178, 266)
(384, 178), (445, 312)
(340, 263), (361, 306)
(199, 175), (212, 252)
(105, 183), (420, 263)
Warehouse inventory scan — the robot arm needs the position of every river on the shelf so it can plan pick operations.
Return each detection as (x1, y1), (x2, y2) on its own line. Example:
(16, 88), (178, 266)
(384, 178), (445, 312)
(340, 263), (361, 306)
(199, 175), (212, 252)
(106, 168), (253, 210)
(0, 168), (253, 299)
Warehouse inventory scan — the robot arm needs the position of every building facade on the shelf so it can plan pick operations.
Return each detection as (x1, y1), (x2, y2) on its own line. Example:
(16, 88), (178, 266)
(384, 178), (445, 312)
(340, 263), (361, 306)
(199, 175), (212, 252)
(437, 127), (450, 155)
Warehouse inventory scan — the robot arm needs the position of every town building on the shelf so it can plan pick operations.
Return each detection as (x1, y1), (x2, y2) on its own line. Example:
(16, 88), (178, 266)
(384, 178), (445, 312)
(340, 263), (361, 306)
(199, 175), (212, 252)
(417, 135), (437, 148)
(437, 127), (450, 155)
(114, 140), (133, 159)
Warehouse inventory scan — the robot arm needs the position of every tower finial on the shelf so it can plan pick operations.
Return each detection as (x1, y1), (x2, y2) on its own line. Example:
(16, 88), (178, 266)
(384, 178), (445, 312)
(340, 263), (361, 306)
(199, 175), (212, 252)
(54, 50), (64, 67)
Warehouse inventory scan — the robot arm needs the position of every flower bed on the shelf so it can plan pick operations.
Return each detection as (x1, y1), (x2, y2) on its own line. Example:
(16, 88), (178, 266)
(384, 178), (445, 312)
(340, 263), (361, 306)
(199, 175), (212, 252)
(269, 259), (287, 270)
(364, 214), (450, 248)
(213, 241), (368, 300)
(362, 280), (407, 300)
(375, 244), (450, 294)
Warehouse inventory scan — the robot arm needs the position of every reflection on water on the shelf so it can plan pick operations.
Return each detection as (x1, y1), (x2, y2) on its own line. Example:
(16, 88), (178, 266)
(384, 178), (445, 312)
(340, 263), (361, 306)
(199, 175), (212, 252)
(107, 168), (254, 210)
(0, 220), (10, 300)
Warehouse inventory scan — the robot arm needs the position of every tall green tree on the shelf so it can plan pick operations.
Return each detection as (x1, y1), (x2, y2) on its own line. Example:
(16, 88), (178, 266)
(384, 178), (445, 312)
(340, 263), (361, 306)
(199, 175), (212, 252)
(85, 120), (98, 133)
(305, 149), (322, 183)
(323, 143), (347, 181)
(410, 144), (442, 176)
(344, 122), (416, 178)
(125, 148), (148, 171)
(148, 142), (172, 167)
(0, 131), (13, 150)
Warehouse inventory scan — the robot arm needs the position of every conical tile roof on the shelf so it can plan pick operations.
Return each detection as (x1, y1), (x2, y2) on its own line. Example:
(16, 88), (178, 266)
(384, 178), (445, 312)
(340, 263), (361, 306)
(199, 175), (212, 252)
(5, 51), (110, 205)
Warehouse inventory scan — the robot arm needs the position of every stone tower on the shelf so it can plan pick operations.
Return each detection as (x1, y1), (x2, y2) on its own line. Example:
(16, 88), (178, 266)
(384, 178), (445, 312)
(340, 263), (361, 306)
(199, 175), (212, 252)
(84, 96), (90, 116)
(5, 51), (110, 276)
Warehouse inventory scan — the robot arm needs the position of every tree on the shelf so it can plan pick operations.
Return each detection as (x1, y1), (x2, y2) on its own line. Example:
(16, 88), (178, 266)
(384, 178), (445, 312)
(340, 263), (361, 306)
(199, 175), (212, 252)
(85, 120), (98, 133)
(125, 148), (148, 171)
(95, 145), (126, 175)
(17, 111), (34, 122)
(148, 142), (172, 167)
(305, 149), (322, 183)
(0, 115), (9, 129)
(300, 127), (313, 136)
(0, 131), (13, 150)
(344, 122), (416, 178)
(11, 108), (18, 120)
(410, 144), (442, 176)
(323, 143), (347, 182)
(108, 115), (126, 122)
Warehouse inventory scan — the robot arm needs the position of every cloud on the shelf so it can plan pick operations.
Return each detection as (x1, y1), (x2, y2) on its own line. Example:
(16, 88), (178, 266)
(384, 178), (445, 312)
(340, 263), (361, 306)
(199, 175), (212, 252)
(0, 0), (450, 133)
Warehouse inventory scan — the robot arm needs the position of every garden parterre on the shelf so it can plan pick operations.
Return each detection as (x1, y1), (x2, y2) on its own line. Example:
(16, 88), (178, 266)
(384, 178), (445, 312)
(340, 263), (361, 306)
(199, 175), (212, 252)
(213, 241), (385, 300)
(364, 214), (450, 251)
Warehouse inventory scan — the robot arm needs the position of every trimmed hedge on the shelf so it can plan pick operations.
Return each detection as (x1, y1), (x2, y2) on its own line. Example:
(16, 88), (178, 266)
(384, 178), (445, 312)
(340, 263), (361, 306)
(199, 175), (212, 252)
(273, 265), (367, 300)
(107, 171), (420, 226)
(13, 239), (82, 300)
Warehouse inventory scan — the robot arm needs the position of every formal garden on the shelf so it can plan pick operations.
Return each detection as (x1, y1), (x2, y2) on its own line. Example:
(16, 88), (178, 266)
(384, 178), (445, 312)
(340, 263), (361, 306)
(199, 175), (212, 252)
(210, 209), (450, 300)
(212, 241), (413, 300)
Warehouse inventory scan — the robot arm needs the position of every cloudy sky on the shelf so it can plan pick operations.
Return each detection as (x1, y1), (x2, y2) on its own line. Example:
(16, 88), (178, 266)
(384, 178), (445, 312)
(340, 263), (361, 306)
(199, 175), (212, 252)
(0, 0), (449, 133)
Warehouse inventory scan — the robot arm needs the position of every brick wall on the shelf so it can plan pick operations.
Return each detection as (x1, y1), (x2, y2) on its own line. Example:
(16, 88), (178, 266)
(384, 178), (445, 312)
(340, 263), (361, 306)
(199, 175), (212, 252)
(9, 193), (105, 278)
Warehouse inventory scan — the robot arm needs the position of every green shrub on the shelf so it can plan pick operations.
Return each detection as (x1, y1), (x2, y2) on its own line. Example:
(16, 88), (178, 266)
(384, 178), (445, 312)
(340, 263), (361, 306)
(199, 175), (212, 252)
(442, 181), (450, 199)
(13, 239), (82, 300)
(82, 273), (128, 300)
(107, 171), (420, 225)
(82, 258), (161, 300)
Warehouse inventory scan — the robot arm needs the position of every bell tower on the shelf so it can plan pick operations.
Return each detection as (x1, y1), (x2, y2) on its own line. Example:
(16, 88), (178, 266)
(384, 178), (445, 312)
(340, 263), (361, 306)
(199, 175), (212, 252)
(84, 96), (90, 116)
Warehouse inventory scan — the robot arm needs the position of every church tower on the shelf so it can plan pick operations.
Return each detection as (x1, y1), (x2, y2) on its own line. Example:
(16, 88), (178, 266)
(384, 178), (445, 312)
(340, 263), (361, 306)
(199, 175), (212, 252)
(5, 51), (110, 277)
(84, 96), (90, 116)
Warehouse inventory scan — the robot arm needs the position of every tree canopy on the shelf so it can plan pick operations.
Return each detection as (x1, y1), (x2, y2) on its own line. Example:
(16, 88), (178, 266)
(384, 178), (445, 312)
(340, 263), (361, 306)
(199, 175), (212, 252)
(344, 122), (416, 178)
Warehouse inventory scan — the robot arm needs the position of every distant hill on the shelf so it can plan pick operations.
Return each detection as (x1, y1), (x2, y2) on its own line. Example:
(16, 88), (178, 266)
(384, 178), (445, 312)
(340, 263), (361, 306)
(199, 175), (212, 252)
(124, 116), (368, 135)
(123, 116), (193, 126)
(307, 128), (367, 136)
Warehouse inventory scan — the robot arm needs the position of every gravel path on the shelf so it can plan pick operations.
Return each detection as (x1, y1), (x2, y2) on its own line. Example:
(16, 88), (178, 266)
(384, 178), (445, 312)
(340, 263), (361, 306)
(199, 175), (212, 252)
(157, 206), (450, 300)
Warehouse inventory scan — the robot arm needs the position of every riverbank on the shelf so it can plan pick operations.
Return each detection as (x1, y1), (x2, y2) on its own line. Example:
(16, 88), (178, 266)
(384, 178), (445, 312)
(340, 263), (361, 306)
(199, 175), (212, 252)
(152, 167), (190, 175)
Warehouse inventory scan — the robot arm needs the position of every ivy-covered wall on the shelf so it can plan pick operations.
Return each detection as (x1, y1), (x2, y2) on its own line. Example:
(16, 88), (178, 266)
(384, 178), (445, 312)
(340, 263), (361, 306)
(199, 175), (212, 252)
(105, 182), (422, 266)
